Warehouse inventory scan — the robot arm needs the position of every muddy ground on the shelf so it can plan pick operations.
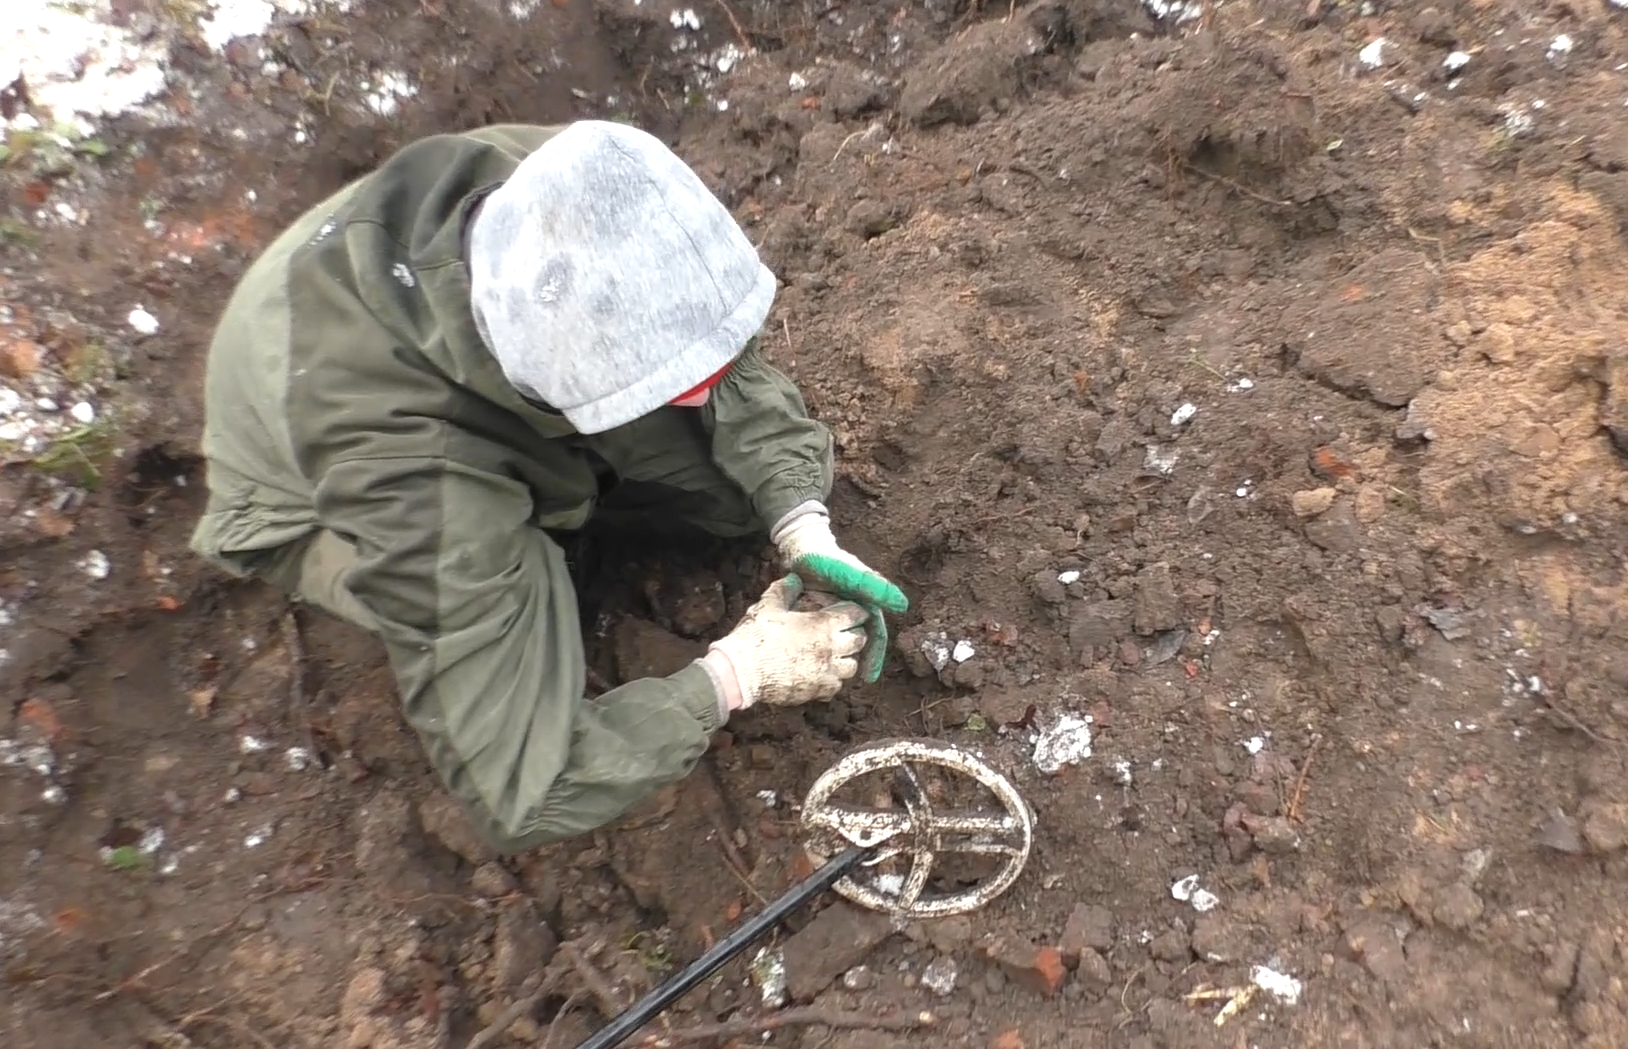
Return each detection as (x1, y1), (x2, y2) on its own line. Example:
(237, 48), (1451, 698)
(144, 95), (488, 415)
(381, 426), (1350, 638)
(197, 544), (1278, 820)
(4, 0), (1628, 1046)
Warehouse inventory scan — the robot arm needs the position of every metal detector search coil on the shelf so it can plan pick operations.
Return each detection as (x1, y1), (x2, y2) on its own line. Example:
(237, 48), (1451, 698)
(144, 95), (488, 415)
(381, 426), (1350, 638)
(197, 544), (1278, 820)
(800, 738), (1036, 918)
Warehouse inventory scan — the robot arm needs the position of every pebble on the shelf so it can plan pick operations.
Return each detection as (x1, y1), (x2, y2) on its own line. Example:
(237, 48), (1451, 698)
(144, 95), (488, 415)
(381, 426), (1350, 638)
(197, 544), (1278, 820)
(841, 965), (874, 991)
(1246, 815), (1302, 855)
(1059, 903), (1115, 963)
(921, 956), (958, 996)
(1432, 882), (1484, 930)
(1149, 926), (1191, 963)
(418, 791), (497, 864)
(1581, 801), (1628, 853)
(470, 861), (518, 897)
(1291, 487), (1337, 518)
(983, 936), (1067, 997)
(1075, 947), (1112, 990)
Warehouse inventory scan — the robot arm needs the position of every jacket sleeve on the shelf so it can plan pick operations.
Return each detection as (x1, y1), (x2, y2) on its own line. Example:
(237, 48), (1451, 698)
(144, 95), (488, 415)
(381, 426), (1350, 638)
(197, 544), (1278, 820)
(702, 339), (835, 529)
(310, 446), (723, 853)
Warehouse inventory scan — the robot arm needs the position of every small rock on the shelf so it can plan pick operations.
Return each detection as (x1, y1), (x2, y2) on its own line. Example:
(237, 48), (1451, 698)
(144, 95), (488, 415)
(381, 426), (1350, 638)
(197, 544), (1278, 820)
(1029, 570), (1067, 605)
(782, 903), (896, 1000)
(1118, 639), (1142, 666)
(984, 937), (1067, 997)
(670, 573), (727, 636)
(1245, 815), (1302, 855)
(1075, 948), (1112, 990)
(1539, 941), (1580, 995)
(418, 792), (497, 864)
(1581, 801), (1628, 854)
(1058, 903), (1115, 963)
(1149, 927), (1191, 963)
(1354, 485), (1387, 523)
(1479, 322), (1517, 364)
(1291, 488), (1337, 518)
(1432, 882), (1484, 931)
(1413, 6), (1457, 46)
(1132, 562), (1182, 635)
(923, 915), (976, 955)
(0, 339), (43, 379)
(824, 62), (887, 117)
(492, 901), (557, 991)
(845, 200), (898, 238)
(1535, 809), (1585, 854)
(978, 691), (1036, 727)
(471, 862), (518, 897)
(921, 955), (958, 996)
(1190, 914), (1248, 963)
(1343, 917), (1408, 984)
(1303, 498), (1361, 553)
(841, 966), (874, 991)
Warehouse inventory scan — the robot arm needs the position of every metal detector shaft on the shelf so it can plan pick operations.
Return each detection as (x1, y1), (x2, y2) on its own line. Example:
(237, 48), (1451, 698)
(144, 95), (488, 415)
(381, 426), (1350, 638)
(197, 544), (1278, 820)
(574, 845), (871, 1049)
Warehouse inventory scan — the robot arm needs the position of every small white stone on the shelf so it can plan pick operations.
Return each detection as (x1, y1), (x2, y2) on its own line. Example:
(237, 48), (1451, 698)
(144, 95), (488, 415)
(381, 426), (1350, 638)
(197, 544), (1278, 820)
(1057, 570), (1081, 585)
(69, 401), (95, 424)
(128, 307), (160, 334)
(1170, 403), (1197, 426)
(79, 550), (111, 579)
(1548, 34), (1573, 59)
(1226, 377), (1254, 392)
(285, 746), (313, 771)
(1243, 736), (1266, 755)
(951, 639), (975, 663)
(788, 72), (808, 91)
(1444, 51), (1472, 73)
(1251, 964), (1303, 1005)
(239, 735), (269, 754)
(1358, 38), (1387, 69)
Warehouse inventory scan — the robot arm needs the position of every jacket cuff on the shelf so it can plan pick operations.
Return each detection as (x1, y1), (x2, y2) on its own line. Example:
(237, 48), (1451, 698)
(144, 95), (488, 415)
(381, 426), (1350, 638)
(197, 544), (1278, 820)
(676, 660), (728, 731)
(768, 499), (828, 544)
(758, 486), (830, 536)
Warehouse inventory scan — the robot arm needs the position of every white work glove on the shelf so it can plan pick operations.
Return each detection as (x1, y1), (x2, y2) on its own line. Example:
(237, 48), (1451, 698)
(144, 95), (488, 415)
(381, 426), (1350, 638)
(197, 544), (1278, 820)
(704, 576), (869, 710)
(770, 504), (908, 683)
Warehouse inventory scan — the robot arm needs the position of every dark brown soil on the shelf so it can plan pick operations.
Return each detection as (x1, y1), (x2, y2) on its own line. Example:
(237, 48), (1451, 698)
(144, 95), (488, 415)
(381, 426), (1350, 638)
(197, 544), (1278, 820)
(5, 1), (1628, 1047)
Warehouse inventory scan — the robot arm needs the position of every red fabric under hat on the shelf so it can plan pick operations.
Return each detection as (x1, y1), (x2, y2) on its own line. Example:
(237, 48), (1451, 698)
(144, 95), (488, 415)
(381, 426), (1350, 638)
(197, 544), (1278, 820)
(671, 362), (733, 403)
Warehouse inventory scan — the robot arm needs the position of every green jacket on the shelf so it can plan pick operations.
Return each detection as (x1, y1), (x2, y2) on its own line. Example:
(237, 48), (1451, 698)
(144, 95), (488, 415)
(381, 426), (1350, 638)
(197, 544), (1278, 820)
(190, 124), (832, 852)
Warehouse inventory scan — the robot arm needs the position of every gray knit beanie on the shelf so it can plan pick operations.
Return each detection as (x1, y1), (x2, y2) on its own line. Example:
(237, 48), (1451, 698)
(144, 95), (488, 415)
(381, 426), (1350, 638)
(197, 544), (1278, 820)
(468, 120), (776, 434)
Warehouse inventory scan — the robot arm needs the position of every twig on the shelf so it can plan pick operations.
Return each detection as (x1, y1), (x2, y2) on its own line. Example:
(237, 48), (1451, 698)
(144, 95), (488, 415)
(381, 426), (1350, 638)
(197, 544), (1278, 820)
(540, 990), (583, 1049)
(563, 942), (626, 1020)
(1285, 734), (1324, 822)
(92, 917), (241, 1001)
(1538, 696), (1613, 747)
(1181, 163), (1292, 208)
(465, 970), (565, 1049)
(711, 0), (753, 52)
(630, 1008), (936, 1047)
(830, 128), (869, 167)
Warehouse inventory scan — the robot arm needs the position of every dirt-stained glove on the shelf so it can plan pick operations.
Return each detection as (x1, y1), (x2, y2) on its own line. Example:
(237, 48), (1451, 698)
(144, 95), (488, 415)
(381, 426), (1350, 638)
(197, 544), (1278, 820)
(771, 507), (908, 684)
(707, 576), (869, 710)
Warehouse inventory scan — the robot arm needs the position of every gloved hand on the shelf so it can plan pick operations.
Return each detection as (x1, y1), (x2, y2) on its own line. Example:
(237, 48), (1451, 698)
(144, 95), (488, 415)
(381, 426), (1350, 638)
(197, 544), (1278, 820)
(705, 575), (869, 710)
(771, 507), (908, 683)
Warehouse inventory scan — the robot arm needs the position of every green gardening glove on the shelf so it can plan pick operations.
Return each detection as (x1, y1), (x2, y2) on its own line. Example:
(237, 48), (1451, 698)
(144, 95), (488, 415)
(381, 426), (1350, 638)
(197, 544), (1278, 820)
(772, 509), (909, 683)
